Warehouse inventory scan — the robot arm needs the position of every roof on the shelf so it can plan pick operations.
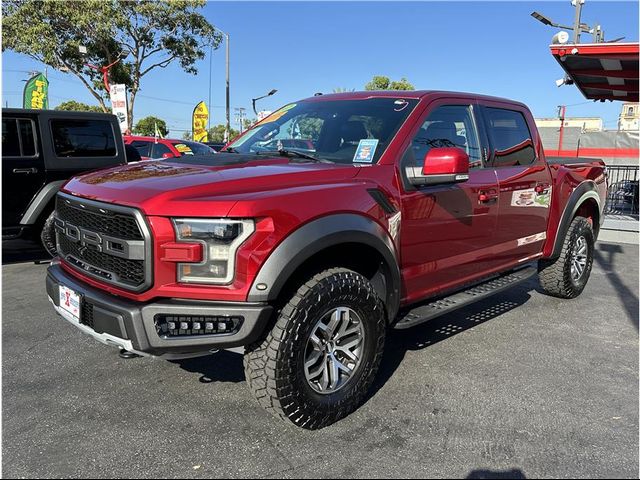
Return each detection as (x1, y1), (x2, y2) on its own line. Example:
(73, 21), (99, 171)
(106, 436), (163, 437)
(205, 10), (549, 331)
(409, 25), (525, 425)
(550, 42), (639, 102)
(2, 107), (117, 119)
(304, 90), (528, 106)
(124, 135), (185, 143)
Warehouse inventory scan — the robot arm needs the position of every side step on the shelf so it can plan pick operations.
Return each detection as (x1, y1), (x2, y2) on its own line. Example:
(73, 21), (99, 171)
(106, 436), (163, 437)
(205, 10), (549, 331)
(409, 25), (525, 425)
(393, 266), (537, 330)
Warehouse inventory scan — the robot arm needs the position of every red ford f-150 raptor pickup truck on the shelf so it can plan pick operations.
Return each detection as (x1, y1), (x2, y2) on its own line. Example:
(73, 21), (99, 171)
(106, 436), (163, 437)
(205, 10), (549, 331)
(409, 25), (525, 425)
(46, 91), (607, 429)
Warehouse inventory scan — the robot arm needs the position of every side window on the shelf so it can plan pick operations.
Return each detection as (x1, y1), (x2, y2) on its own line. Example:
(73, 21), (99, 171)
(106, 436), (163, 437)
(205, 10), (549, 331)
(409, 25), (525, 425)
(485, 108), (536, 167)
(130, 141), (152, 158)
(405, 105), (482, 170)
(51, 119), (116, 157)
(2, 119), (20, 157)
(150, 142), (172, 158)
(18, 120), (36, 156)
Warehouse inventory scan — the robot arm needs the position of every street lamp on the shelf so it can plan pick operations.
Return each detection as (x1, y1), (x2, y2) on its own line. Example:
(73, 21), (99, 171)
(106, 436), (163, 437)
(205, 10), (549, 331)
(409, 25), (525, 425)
(252, 89), (277, 116)
(208, 27), (231, 142)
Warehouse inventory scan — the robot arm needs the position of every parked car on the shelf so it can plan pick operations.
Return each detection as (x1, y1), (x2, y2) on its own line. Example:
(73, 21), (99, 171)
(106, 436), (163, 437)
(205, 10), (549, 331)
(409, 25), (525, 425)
(205, 142), (226, 151)
(124, 135), (215, 159)
(46, 91), (606, 429)
(2, 108), (126, 254)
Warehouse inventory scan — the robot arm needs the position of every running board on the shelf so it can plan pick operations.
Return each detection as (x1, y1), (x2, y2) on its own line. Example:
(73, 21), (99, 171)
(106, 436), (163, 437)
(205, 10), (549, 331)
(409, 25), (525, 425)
(393, 266), (537, 330)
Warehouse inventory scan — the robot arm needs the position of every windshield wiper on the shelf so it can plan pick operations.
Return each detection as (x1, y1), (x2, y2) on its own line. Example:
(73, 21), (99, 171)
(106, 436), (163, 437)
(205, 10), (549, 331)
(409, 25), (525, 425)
(258, 148), (333, 164)
(222, 146), (240, 153)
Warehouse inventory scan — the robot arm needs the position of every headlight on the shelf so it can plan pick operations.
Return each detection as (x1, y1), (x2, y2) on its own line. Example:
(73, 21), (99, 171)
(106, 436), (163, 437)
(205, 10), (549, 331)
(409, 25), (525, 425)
(173, 218), (255, 284)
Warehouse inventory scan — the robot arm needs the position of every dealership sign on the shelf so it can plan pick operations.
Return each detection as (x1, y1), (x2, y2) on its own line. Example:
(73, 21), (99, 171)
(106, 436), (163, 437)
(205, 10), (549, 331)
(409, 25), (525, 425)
(109, 84), (128, 133)
(23, 73), (49, 110)
(192, 101), (209, 143)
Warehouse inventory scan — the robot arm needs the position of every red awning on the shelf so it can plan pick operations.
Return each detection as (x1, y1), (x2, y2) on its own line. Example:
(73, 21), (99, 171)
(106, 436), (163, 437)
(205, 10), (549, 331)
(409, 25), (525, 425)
(550, 42), (639, 102)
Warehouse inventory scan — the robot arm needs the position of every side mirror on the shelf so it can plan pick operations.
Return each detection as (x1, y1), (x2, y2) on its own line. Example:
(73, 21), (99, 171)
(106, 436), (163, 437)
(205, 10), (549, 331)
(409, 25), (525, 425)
(407, 147), (470, 187)
(162, 152), (176, 159)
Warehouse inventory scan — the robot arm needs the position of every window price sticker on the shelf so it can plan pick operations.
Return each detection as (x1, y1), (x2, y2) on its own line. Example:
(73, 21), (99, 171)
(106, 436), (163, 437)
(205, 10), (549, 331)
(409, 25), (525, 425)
(353, 139), (379, 163)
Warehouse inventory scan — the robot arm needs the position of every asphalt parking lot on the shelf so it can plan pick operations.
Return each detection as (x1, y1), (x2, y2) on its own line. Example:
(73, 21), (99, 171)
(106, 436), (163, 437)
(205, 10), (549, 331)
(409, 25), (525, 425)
(2, 240), (638, 479)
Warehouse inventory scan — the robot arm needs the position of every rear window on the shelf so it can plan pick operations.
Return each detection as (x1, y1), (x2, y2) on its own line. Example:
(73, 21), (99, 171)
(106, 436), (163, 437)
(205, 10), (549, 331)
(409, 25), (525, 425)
(2, 118), (20, 156)
(51, 119), (116, 157)
(130, 140), (152, 158)
(485, 108), (536, 167)
(2, 118), (37, 157)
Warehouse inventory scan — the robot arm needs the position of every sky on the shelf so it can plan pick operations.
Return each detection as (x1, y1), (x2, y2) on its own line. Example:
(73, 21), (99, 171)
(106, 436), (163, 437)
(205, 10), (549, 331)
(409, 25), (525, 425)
(2, 0), (638, 137)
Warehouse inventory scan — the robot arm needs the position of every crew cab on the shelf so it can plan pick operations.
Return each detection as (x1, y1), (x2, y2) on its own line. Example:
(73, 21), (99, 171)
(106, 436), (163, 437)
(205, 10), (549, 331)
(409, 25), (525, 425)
(46, 91), (607, 429)
(2, 109), (126, 254)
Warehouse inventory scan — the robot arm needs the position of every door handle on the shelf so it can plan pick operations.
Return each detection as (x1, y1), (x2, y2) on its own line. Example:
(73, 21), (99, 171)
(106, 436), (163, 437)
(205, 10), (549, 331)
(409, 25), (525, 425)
(12, 168), (38, 174)
(478, 189), (499, 203)
(535, 183), (551, 194)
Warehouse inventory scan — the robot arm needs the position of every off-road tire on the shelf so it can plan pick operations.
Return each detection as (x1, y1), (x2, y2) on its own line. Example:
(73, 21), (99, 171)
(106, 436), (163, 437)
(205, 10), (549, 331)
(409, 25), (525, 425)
(538, 216), (595, 299)
(244, 268), (386, 429)
(40, 210), (58, 257)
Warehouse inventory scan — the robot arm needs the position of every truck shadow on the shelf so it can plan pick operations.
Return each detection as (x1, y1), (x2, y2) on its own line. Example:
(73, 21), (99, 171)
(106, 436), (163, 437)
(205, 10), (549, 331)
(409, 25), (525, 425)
(172, 281), (534, 389)
(594, 242), (638, 330)
(369, 281), (534, 400)
(2, 239), (51, 265)
(174, 349), (246, 384)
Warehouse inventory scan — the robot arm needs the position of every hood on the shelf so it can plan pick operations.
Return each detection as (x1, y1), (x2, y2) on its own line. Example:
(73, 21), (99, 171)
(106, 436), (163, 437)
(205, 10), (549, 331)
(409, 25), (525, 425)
(62, 153), (361, 217)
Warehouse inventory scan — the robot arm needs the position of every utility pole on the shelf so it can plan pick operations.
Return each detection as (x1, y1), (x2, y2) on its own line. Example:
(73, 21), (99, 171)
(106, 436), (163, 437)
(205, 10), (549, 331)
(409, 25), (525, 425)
(208, 43), (212, 132)
(571, 0), (585, 44)
(557, 105), (567, 154)
(225, 32), (230, 143)
(235, 107), (246, 134)
(207, 27), (230, 141)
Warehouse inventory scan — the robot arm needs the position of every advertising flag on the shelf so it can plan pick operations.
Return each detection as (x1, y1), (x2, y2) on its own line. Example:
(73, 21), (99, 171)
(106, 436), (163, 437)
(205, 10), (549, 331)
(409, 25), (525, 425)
(109, 84), (129, 133)
(23, 73), (49, 109)
(192, 101), (209, 143)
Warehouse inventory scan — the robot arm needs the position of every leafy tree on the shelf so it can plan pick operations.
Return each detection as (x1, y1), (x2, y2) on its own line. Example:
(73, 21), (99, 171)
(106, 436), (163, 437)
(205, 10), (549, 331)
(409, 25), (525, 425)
(332, 87), (355, 93)
(54, 100), (103, 113)
(364, 75), (415, 91)
(2, 0), (220, 130)
(133, 116), (169, 137)
(208, 124), (239, 143)
(182, 131), (193, 141)
(242, 118), (257, 131)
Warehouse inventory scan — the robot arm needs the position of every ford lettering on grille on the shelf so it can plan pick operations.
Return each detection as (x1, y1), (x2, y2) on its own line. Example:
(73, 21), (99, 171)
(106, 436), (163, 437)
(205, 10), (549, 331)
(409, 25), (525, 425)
(54, 193), (151, 291)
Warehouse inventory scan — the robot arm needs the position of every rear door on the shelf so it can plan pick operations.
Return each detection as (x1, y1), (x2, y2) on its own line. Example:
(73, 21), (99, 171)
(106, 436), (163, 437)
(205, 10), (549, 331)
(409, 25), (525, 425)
(398, 100), (500, 304)
(2, 116), (45, 227)
(479, 103), (552, 262)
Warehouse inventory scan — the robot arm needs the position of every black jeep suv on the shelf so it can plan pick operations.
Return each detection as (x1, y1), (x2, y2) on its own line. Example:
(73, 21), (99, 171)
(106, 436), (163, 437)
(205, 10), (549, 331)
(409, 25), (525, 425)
(2, 109), (127, 254)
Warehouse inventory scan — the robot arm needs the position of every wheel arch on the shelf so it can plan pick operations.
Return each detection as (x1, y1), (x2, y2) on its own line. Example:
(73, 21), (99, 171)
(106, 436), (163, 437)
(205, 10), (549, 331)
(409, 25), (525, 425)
(247, 214), (401, 322)
(550, 181), (602, 259)
(19, 180), (66, 225)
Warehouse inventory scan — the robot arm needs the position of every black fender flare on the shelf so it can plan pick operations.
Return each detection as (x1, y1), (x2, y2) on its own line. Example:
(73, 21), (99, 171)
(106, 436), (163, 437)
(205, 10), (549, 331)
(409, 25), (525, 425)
(247, 213), (401, 321)
(20, 180), (66, 225)
(551, 180), (602, 258)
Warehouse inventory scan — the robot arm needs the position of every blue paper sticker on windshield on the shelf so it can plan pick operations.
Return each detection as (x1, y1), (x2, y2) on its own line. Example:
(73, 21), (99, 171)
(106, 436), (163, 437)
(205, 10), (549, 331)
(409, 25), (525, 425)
(353, 139), (379, 163)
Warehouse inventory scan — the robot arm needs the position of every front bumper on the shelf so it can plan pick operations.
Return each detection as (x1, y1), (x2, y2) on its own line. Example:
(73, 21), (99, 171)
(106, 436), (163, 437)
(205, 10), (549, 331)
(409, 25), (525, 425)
(46, 263), (273, 358)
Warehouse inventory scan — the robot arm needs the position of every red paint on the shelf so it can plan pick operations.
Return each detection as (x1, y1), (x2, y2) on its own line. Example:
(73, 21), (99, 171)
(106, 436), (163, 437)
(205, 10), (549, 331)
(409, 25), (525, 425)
(60, 91), (607, 309)
(422, 147), (469, 176)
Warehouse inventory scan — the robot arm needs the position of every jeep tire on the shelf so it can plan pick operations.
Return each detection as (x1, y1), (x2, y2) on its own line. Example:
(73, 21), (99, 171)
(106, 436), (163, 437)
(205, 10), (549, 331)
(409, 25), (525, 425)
(244, 268), (386, 429)
(40, 210), (58, 257)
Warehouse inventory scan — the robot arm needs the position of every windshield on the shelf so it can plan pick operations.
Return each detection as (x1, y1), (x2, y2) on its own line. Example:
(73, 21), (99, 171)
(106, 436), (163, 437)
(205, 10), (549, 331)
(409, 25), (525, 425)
(227, 97), (418, 164)
(172, 141), (215, 156)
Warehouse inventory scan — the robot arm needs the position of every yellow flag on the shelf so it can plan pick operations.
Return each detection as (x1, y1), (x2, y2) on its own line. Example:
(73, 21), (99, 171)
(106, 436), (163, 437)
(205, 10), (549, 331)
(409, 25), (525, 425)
(192, 101), (209, 143)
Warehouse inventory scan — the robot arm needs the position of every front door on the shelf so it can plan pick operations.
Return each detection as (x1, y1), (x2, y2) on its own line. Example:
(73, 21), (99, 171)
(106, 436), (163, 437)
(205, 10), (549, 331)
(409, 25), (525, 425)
(399, 101), (500, 305)
(2, 116), (45, 229)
